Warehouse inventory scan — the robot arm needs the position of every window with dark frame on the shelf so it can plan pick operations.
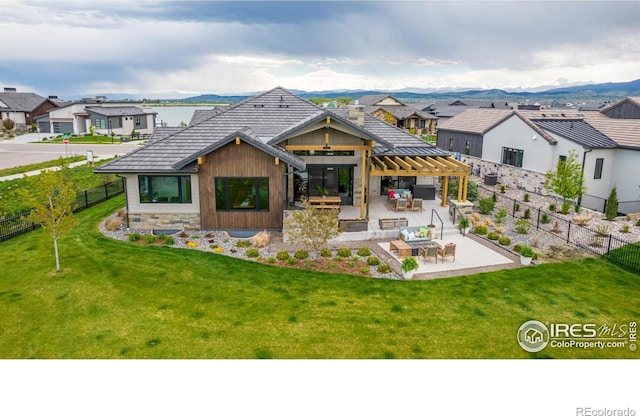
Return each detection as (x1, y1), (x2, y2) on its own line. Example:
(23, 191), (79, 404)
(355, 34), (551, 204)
(138, 176), (192, 203)
(502, 147), (524, 167)
(215, 177), (269, 211)
(135, 116), (141, 127)
(594, 158), (604, 179)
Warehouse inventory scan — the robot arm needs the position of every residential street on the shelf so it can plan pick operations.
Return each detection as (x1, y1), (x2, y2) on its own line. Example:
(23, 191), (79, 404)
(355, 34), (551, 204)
(0, 134), (139, 170)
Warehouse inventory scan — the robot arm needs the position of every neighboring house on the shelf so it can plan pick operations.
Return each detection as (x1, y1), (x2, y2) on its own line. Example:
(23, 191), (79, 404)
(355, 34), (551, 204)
(0, 87), (61, 130)
(35, 97), (156, 136)
(436, 98), (640, 214)
(356, 94), (437, 136)
(419, 99), (513, 120)
(96, 87), (470, 232)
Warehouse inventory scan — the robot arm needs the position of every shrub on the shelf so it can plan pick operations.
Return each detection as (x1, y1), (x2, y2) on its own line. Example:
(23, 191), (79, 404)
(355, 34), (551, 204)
(377, 264), (393, 274)
(595, 224), (610, 236)
(495, 209), (507, 224)
(605, 186), (619, 220)
(515, 219), (530, 234)
(513, 244), (522, 253)
(495, 226), (505, 234)
(548, 203), (556, 212)
(335, 256), (344, 262)
(500, 185), (506, 193)
(128, 233), (142, 242)
(473, 225), (488, 235)
(209, 244), (219, 249)
(320, 248), (333, 258)
(356, 247), (371, 257)
(286, 257), (296, 265)
(144, 235), (158, 244)
(523, 208), (531, 219)
(178, 231), (189, 238)
(620, 224), (630, 233)
(636, 219), (640, 227)
(360, 267), (369, 275)
(515, 203), (520, 212)
(541, 213), (551, 224)
(246, 248), (260, 258)
(162, 236), (175, 245)
(235, 240), (252, 248)
(337, 247), (352, 257)
(267, 257), (276, 264)
(561, 200), (572, 214)
(478, 197), (495, 214)
(519, 245), (534, 258)
(348, 261), (356, 268)
(276, 250), (290, 261)
(498, 236), (511, 246)
(523, 193), (530, 202)
(294, 249), (309, 260)
(104, 217), (123, 231)
(367, 256), (380, 266)
(487, 232), (499, 240)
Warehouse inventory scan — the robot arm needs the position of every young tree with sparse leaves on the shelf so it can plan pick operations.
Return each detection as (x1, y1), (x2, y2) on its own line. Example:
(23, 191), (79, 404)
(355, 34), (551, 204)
(17, 159), (77, 271)
(544, 149), (587, 212)
(288, 200), (342, 251)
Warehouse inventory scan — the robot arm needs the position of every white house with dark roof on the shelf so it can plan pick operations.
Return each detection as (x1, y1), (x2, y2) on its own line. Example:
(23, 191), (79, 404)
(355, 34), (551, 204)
(0, 88), (60, 130)
(437, 99), (640, 214)
(36, 98), (156, 136)
(96, 87), (470, 232)
(356, 94), (437, 136)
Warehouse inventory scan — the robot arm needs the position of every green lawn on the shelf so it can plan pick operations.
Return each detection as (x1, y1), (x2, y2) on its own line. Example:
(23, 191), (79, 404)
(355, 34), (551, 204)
(45, 135), (137, 144)
(0, 196), (638, 358)
(0, 156), (86, 177)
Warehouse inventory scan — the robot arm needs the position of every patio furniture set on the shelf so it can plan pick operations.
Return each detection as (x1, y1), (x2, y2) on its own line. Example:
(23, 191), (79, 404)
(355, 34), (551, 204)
(389, 239), (456, 264)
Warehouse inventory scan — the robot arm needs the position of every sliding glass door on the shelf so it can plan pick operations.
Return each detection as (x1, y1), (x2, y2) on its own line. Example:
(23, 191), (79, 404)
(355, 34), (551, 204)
(306, 165), (353, 205)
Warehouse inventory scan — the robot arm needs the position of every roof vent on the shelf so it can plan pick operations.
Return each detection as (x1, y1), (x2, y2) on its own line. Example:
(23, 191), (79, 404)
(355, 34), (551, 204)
(3, 87), (17, 93)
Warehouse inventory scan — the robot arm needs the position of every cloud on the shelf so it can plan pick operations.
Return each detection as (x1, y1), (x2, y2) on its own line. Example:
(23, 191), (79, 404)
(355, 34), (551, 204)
(1, 1), (639, 97)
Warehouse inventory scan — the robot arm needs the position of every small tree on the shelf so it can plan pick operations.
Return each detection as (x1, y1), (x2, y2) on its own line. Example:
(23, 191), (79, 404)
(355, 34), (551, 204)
(17, 159), (77, 271)
(288, 201), (341, 251)
(605, 186), (619, 220)
(2, 118), (15, 133)
(544, 149), (587, 209)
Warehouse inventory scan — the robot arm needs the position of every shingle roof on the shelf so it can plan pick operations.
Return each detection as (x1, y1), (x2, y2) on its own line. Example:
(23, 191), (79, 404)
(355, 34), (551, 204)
(372, 105), (437, 120)
(600, 96), (640, 115)
(147, 127), (185, 144)
(0, 92), (48, 111)
(436, 108), (514, 134)
(532, 119), (617, 149)
(356, 94), (400, 106)
(86, 106), (154, 117)
(188, 108), (225, 126)
(96, 87), (447, 174)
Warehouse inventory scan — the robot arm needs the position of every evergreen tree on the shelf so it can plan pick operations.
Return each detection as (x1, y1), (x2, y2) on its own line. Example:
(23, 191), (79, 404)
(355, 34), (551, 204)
(605, 186), (619, 220)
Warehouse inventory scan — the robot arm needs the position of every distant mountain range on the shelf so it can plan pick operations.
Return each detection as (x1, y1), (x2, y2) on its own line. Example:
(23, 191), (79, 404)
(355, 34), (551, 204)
(87, 78), (640, 104)
(176, 78), (640, 104)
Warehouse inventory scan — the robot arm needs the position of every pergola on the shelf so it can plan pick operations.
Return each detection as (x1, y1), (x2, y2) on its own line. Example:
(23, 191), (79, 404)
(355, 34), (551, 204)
(369, 154), (470, 207)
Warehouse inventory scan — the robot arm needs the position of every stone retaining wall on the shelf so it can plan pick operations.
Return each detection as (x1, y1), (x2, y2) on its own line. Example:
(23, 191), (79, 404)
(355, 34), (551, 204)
(129, 212), (201, 231)
(461, 155), (548, 195)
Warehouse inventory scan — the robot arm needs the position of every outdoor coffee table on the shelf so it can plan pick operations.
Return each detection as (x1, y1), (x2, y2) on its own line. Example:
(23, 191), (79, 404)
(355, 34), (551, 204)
(389, 240), (412, 259)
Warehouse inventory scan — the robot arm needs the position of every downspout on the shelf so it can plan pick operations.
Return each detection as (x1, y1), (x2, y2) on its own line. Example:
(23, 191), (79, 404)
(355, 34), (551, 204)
(579, 148), (592, 207)
(116, 175), (129, 229)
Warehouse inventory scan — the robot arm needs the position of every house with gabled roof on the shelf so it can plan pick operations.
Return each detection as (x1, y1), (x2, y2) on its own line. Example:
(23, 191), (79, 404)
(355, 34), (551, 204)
(437, 100), (640, 214)
(36, 98), (156, 136)
(96, 87), (470, 232)
(0, 88), (60, 130)
(356, 94), (437, 136)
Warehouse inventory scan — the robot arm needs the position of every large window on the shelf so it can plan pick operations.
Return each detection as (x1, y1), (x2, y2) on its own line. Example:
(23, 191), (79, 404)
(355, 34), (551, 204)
(594, 158), (604, 179)
(502, 147), (524, 167)
(215, 177), (269, 211)
(138, 176), (192, 203)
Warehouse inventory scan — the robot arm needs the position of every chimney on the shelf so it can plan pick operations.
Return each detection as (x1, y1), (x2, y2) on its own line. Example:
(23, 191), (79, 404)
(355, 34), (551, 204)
(347, 104), (365, 127)
(48, 95), (58, 99)
(3, 87), (17, 93)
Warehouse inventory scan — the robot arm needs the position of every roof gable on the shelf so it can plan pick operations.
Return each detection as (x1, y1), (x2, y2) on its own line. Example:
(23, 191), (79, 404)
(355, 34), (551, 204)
(533, 119), (616, 149)
(0, 92), (49, 112)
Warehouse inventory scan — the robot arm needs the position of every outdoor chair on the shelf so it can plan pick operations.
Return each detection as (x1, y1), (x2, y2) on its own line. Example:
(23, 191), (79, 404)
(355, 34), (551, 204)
(438, 244), (456, 263)
(419, 245), (439, 264)
(410, 198), (423, 212)
(395, 198), (408, 211)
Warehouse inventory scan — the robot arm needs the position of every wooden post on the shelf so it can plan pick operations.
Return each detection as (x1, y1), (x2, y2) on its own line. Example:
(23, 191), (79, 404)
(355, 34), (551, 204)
(441, 176), (448, 207)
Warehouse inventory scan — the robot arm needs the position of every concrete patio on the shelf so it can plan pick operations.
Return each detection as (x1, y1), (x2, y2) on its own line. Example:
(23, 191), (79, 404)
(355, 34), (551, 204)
(333, 195), (517, 278)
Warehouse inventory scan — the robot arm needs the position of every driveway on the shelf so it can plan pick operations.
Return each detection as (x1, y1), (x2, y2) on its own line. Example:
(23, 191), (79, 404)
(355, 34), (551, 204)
(0, 133), (140, 170)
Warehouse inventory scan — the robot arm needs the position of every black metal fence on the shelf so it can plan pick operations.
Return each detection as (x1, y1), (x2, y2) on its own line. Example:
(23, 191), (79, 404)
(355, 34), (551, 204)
(480, 186), (640, 274)
(0, 179), (124, 242)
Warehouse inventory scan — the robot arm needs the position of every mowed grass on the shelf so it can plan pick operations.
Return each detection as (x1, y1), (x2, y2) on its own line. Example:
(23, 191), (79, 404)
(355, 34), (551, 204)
(1, 196), (638, 359)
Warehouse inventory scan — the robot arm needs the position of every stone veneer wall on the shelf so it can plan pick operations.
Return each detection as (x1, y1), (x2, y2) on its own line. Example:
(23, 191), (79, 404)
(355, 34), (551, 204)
(282, 209), (301, 243)
(461, 155), (549, 195)
(129, 213), (201, 231)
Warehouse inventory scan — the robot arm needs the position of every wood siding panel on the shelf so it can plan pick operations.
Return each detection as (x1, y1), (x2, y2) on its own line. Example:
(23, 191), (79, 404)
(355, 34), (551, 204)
(603, 102), (640, 119)
(199, 141), (285, 230)
(436, 131), (483, 157)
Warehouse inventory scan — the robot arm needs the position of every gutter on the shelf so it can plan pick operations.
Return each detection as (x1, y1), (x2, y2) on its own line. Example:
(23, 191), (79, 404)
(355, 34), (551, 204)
(578, 147), (592, 207)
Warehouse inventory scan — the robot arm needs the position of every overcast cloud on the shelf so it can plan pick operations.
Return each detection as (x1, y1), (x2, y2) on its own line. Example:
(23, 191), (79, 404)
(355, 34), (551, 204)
(1, 0), (639, 98)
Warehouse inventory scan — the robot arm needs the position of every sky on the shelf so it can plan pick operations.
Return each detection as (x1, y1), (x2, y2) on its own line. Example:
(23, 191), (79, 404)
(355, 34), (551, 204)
(1, 0), (640, 99)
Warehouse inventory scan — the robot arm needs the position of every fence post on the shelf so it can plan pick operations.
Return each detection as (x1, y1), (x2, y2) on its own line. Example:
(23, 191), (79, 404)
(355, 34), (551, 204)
(513, 198), (517, 217)
(536, 208), (541, 229)
(567, 221), (571, 243)
(606, 235), (612, 255)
